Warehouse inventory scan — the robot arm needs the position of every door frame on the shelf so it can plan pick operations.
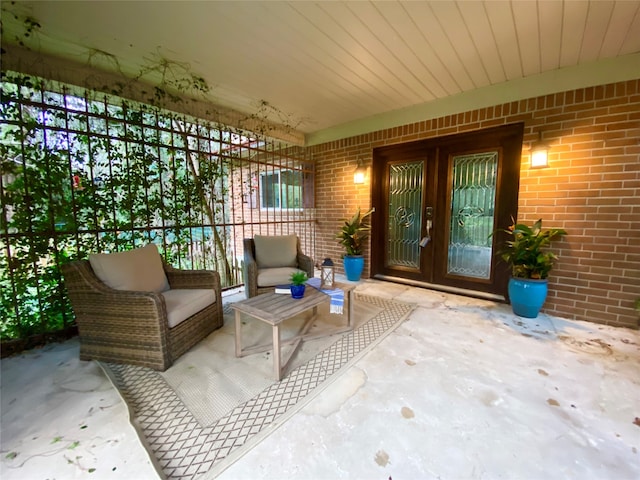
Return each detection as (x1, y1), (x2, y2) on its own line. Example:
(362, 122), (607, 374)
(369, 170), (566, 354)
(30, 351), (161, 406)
(370, 123), (524, 299)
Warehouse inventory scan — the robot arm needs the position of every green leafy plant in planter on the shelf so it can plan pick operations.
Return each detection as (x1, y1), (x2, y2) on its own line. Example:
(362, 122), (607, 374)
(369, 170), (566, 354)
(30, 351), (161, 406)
(495, 218), (567, 318)
(336, 207), (374, 281)
(496, 218), (567, 279)
(289, 271), (308, 299)
(290, 271), (308, 286)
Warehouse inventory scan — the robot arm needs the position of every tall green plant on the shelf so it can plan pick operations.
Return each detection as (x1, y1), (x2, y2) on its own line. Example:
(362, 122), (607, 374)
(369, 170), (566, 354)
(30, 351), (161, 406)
(336, 207), (374, 256)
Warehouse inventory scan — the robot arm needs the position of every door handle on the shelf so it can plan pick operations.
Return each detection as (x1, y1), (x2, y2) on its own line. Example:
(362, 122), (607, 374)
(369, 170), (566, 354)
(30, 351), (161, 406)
(420, 219), (432, 247)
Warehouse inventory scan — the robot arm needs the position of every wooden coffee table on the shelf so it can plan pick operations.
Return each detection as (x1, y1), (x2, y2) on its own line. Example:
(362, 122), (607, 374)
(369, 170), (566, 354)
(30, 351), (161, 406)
(231, 283), (355, 381)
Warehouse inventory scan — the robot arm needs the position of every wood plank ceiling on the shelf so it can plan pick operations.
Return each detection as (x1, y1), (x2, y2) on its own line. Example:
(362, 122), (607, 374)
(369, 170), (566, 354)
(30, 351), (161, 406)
(2, 1), (639, 144)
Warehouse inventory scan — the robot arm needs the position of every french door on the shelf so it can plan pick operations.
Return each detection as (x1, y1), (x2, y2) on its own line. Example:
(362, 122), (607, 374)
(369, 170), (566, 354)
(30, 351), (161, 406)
(370, 124), (523, 298)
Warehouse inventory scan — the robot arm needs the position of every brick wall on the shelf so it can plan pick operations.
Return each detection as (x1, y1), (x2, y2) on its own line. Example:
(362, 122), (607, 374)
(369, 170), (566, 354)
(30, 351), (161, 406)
(309, 79), (640, 329)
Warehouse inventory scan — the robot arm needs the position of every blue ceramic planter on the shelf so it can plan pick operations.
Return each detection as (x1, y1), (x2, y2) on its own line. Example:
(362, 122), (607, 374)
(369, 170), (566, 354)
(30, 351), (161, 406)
(290, 284), (306, 299)
(343, 255), (365, 281)
(508, 277), (548, 318)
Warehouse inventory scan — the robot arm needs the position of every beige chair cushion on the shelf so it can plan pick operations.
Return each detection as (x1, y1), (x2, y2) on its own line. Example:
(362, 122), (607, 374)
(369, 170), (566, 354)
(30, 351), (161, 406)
(161, 289), (215, 328)
(89, 244), (170, 293)
(253, 235), (298, 269)
(257, 267), (302, 287)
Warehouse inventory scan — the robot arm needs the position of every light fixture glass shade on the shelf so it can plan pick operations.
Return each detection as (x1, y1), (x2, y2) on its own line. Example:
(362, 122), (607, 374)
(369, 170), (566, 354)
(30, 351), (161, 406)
(353, 162), (367, 184)
(531, 144), (548, 168)
(530, 131), (549, 168)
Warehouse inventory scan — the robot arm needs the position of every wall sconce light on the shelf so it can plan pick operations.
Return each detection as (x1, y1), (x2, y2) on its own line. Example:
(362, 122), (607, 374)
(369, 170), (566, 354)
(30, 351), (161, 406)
(354, 160), (367, 184)
(530, 132), (549, 168)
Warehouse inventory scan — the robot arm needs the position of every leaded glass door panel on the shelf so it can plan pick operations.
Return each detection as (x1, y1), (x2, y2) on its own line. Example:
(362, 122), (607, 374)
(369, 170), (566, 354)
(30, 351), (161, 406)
(387, 161), (423, 271)
(446, 152), (497, 280)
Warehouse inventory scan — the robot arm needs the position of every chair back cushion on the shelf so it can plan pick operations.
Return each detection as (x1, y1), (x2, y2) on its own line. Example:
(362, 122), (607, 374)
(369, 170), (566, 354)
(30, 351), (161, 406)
(253, 234), (298, 269)
(89, 244), (170, 293)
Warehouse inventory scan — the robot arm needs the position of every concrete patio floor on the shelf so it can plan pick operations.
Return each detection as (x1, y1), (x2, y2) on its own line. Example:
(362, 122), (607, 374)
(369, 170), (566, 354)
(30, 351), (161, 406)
(1, 279), (639, 479)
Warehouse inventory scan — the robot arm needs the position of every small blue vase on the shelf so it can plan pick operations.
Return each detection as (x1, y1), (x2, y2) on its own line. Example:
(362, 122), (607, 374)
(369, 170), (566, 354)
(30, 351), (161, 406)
(343, 255), (365, 281)
(508, 277), (548, 318)
(290, 284), (305, 299)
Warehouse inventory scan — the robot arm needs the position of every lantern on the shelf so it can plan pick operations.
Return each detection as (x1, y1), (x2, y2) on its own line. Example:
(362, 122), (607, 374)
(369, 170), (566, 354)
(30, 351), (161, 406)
(320, 258), (335, 288)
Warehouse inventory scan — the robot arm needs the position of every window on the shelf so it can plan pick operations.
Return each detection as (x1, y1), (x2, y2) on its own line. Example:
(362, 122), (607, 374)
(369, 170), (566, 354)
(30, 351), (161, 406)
(260, 170), (303, 209)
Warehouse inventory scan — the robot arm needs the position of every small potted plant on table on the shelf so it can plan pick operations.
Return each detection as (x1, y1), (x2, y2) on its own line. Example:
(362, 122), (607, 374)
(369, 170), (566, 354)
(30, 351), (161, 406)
(496, 218), (567, 318)
(289, 271), (308, 299)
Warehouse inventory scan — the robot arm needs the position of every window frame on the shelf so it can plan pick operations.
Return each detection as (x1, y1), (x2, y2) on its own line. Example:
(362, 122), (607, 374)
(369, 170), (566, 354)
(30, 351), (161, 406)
(259, 168), (304, 211)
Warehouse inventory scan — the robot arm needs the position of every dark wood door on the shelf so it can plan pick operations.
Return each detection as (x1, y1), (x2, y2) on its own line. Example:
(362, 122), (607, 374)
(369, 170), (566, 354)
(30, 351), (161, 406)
(370, 123), (523, 298)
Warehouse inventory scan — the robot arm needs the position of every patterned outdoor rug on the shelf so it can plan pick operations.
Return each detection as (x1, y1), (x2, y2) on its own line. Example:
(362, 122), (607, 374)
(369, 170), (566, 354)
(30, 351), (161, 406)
(101, 293), (413, 479)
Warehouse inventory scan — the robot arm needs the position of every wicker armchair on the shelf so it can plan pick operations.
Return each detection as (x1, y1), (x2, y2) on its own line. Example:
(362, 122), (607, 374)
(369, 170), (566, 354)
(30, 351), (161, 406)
(61, 252), (223, 371)
(243, 235), (314, 298)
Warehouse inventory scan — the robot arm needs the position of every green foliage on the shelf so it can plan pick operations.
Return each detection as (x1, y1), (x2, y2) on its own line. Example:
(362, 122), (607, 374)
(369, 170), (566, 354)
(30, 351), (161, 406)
(289, 271), (308, 286)
(495, 218), (567, 279)
(0, 71), (235, 340)
(336, 207), (374, 256)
